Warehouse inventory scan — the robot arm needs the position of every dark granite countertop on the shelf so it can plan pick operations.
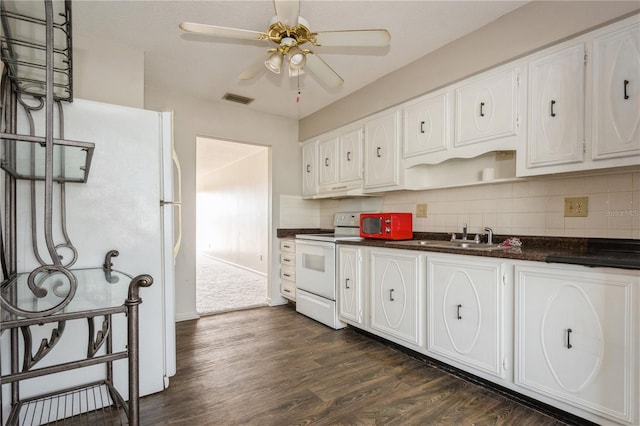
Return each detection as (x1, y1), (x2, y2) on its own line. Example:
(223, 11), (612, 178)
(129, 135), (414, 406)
(277, 229), (639, 270)
(277, 228), (333, 238)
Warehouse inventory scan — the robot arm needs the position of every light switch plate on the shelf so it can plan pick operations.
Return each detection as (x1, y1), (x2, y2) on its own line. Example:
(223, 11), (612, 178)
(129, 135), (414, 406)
(564, 197), (588, 217)
(416, 203), (428, 218)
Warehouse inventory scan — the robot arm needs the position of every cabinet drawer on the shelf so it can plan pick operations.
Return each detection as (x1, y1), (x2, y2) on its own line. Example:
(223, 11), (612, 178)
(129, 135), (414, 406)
(280, 239), (296, 253)
(280, 265), (296, 282)
(280, 253), (295, 266)
(281, 279), (296, 300)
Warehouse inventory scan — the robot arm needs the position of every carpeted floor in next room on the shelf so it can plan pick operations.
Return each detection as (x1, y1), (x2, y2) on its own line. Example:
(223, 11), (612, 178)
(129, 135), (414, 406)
(196, 251), (268, 315)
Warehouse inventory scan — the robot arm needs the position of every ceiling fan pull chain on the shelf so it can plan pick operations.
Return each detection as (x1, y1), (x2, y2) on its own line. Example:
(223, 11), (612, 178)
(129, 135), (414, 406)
(296, 74), (301, 103)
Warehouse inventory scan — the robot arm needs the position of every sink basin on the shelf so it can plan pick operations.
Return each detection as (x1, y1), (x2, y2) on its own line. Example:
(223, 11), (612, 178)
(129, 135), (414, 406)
(388, 239), (511, 251)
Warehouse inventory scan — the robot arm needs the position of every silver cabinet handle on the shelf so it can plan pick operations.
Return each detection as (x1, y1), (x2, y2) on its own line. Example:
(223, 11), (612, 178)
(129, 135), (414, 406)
(325, 158), (329, 167)
(567, 328), (573, 349)
(376, 147), (382, 158)
(346, 151), (351, 161)
(389, 289), (394, 301)
(457, 304), (462, 320)
(345, 278), (350, 289)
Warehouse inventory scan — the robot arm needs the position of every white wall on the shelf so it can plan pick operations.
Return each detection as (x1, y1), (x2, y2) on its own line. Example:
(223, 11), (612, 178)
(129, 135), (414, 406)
(145, 85), (298, 321)
(299, 1), (640, 140)
(197, 148), (269, 274)
(73, 35), (144, 109)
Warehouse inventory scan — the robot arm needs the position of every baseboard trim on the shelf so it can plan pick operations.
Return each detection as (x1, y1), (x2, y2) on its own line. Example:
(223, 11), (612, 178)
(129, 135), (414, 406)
(175, 311), (200, 322)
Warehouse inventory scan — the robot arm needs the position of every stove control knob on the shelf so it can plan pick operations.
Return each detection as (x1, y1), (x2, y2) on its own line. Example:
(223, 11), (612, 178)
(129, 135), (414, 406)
(385, 218), (391, 225)
(385, 227), (391, 233)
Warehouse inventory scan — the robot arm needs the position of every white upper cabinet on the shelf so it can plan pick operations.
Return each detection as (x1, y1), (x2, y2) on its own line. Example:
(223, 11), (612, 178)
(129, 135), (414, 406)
(403, 91), (451, 157)
(592, 19), (640, 160)
(364, 109), (401, 189)
(526, 43), (586, 169)
(455, 67), (520, 147)
(515, 264), (638, 425)
(338, 128), (363, 183)
(318, 137), (338, 187)
(301, 140), (318, 197)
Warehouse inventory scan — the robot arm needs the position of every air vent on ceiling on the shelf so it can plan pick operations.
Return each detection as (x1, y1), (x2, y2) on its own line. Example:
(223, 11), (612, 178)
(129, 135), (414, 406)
(222, 92), (254, 105)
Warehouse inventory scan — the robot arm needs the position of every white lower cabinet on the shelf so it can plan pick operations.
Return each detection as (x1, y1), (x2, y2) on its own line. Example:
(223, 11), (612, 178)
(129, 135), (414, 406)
(334, 245), (639, 425)
(370, 248), (424, 347)
(279, 239), (296, 301)
(338, 246), (364, 326)
(427, 255), (506, 379)
(515, 263), (638, 425)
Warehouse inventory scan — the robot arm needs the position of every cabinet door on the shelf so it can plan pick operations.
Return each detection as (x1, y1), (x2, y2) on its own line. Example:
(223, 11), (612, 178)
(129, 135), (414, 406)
(515, 265), (636, 424)
(527, 44), (585, 168)
(301, 141), (318, 196)
(427, 257), (505, 378)
(403, 92), (450, 157)
(338, 246), (363, 325)
(370, 249), (422, 346)
(318, 137), (338, 186)
(338, 128), (363, 183)
(364, 111), (400, 188)
(592, 20), (640, 159)
(455, 67), (519, 146)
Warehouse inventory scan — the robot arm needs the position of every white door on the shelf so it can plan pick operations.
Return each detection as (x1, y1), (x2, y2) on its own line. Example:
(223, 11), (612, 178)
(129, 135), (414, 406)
(364, 111), (400, 188)
(592, 20), (640, 159)
(301, 140), (318, 196)
(370, 249), (422, 346)
(515, 265), (636, 424)
(527, 44), (585, 168)
(455, 67), (519, 147)
(318, 137), (338, 186)
(427, 256), (505, 378)
(403, 92), (450, 157)
(338, 128), (363, 183)
(295, 240), (336, 300)
(338, 246), (363, 325)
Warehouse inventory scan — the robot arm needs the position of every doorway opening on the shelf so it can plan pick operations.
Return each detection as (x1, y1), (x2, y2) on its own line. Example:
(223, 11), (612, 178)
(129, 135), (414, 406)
(195, 137), (269, 315)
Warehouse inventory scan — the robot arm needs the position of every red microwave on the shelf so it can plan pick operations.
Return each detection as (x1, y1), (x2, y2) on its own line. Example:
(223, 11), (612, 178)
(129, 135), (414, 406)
(360, 213), (413, 240)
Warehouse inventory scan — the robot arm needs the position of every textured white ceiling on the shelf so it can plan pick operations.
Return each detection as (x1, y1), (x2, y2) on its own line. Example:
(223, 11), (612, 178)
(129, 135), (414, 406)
(71, 1), (528, 120)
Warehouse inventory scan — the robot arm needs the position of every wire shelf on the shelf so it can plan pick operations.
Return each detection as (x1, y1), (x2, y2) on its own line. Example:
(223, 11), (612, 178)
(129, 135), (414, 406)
(9, 381), (128, 426)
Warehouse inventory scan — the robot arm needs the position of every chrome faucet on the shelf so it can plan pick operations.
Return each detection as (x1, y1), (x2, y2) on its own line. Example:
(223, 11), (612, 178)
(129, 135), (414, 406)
(484, 227), (494, 245)
(462, 223), (468, 241)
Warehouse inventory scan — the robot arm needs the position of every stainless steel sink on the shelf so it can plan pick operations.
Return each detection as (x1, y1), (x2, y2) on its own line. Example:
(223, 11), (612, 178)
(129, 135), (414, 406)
(387, 239), (511, 251)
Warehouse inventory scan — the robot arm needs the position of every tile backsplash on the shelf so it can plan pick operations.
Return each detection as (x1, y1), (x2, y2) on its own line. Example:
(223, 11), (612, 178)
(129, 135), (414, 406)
(384, 170), (639, 239)
(281, 170), (639, 239)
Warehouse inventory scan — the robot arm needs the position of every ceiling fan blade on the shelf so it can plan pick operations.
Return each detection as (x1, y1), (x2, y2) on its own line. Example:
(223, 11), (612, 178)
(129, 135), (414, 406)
(273, 0), (299, 27)
(238, 54), (269, 80)
(304, 52), (343, 88)
(179, 22), (267, 41)
(314, 30), (391, 47)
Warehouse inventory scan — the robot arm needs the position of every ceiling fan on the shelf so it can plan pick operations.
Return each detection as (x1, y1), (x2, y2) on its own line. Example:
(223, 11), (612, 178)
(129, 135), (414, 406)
(179, 0), (391, 88)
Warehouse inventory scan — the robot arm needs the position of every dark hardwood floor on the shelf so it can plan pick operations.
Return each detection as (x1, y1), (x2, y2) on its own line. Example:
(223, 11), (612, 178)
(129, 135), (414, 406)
(139, 304), (568, 425)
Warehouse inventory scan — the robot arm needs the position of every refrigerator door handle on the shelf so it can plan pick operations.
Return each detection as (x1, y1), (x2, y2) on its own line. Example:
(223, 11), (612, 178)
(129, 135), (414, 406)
(172, 147), (182, 260)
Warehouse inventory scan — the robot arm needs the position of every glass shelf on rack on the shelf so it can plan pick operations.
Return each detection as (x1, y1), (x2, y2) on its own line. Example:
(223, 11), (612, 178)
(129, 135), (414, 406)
(0, 132), (94, 182)
(0, 0), (72, 100)
(1, 268), (133, 326)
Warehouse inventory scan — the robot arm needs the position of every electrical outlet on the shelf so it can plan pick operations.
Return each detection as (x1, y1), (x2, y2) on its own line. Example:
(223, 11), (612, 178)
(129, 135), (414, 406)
(564, 197), (588, 217)
(416, 203), (428, 218)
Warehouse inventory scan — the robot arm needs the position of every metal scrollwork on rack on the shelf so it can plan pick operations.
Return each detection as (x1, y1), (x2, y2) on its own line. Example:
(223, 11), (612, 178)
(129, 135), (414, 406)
(20, 320), (66, 370)
(87, 315), (110, 358)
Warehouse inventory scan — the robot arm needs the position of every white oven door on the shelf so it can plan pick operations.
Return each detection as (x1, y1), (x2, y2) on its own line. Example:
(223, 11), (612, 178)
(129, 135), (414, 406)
(295, 239), (336, 300)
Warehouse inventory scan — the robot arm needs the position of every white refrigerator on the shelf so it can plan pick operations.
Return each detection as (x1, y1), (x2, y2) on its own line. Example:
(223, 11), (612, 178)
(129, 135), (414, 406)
(2, 98), (178, 408)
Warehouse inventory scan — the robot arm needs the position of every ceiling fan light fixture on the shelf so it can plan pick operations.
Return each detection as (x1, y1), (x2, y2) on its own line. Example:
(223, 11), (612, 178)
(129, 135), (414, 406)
(265, 51), (284, 74)
(288, 46), (306, 69)
(289, 65), (304, 78)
